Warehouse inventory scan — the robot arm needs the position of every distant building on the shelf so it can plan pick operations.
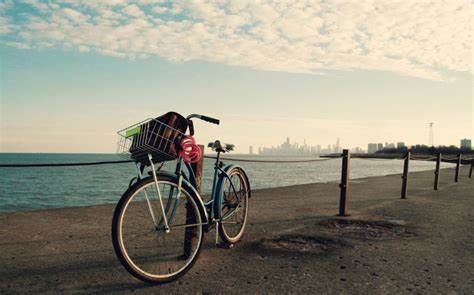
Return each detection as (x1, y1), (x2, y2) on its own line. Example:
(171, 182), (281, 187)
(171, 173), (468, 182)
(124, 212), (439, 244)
(351, 147), (365, 154)
(460, 138), (472, 150)
(377, 143), (384, 151)
(397, 142), (406, 149)
(335, 138), (340, 153)
(368, 143), (378, 154)
(249, 146), (254, 155)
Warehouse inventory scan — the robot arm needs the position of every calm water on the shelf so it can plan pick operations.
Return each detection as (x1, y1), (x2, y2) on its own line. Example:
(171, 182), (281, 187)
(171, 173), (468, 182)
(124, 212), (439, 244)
(0, 153), (454, 213)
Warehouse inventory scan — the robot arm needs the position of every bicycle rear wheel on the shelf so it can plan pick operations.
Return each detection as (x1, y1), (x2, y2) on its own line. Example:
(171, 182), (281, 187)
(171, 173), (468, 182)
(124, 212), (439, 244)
(218, 167), (250, 245)
(112, 176), (204, 283)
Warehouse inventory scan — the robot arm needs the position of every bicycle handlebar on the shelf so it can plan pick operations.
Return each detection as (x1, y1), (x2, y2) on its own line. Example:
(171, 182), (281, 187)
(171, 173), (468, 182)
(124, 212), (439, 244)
(200, 115), (220, 125)
(187, 114), (220, 125)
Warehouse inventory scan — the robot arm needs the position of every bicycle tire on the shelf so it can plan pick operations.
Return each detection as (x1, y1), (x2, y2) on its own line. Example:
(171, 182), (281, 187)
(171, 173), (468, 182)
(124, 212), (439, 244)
(217, 166), (250, 245)
(112, 175), (204, 284)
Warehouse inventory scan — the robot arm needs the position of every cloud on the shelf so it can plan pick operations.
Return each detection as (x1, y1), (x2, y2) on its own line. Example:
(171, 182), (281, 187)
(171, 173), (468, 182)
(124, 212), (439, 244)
(62, 7), (89, 23)
(123, 4), (146, 18)
(77, 45), (90, 52)
(0, 0), (471, 80)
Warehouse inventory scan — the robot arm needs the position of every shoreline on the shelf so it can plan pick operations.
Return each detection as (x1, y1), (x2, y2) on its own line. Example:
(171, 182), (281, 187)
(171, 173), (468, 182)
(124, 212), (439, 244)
(1, 166), (473, 293)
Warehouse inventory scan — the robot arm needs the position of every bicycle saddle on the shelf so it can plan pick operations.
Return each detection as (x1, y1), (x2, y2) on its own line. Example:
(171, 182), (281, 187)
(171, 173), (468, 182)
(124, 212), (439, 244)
(208, 140), (234, 153)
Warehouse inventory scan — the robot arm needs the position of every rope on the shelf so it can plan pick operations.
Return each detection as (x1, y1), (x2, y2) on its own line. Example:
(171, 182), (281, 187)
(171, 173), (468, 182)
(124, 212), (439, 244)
(0, 154), (470, 168)
(0, 156), (334, 168)
(357, 157), (404, 161)
(0, 160), (134, 168)
(411, 156), (437, 161)
(203, 156), (333, 163)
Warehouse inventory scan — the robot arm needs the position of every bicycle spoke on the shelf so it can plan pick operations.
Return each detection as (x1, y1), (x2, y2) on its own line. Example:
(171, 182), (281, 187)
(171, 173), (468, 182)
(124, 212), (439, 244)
(221, 221), (241, 225)
(143, 187), (159, 228)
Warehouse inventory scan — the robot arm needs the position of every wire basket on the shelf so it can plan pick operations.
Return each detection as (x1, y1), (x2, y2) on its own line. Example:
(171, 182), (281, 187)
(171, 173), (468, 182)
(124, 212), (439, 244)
(117, 115), (187, 165)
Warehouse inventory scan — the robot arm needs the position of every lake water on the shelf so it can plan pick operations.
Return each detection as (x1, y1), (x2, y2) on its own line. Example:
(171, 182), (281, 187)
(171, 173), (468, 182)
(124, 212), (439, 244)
(0, 153), (454, 213)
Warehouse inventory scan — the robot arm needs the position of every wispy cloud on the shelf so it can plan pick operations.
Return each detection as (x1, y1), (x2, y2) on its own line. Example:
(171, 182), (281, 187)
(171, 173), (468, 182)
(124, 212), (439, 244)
(0, 0), (471, 80)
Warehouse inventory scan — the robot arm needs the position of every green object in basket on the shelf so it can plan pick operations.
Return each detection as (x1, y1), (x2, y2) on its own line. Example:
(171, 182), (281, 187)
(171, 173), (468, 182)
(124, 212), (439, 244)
(125, 126), (141, 138)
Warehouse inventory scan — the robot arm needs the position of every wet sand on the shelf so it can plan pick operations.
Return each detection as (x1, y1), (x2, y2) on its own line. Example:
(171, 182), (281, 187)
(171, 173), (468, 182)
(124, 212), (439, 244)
(1, 166), (473, 294)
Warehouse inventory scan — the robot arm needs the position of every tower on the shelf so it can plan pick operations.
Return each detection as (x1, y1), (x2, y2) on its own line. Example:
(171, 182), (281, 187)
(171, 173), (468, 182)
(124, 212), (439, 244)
(429, 122), (434, 147)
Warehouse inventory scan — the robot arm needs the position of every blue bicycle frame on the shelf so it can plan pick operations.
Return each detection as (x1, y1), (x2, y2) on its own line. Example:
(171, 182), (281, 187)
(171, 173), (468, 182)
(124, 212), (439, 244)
(179, 153), (244, 231)
(135, 152), (244, 233)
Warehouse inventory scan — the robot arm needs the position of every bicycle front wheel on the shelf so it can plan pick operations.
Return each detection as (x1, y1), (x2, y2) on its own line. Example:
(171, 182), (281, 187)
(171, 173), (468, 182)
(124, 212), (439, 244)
(112, 176), (204, 284)
(218, 167), (250, 245)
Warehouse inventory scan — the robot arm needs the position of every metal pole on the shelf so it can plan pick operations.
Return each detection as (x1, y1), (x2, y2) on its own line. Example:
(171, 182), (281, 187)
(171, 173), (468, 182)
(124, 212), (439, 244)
(454, 153), (461, 183)
(338, 149), (350, 216)
(184, 145), (204, 258)
(434, 153), (441, 190)
(469, 161), (473, 179)
(401, 151), (410, 199)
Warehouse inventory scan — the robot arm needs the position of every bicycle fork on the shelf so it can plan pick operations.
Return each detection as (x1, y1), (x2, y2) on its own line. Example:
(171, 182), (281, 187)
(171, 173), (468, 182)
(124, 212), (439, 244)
(147, 154), (172, 233)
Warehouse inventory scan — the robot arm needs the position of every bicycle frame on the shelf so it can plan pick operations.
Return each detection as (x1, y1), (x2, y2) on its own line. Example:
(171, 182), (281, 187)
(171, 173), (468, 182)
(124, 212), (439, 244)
(135, 152), (243, 233)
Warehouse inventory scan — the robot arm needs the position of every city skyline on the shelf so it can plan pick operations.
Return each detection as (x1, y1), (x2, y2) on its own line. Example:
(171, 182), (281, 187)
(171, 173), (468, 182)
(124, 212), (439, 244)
(253, 136), (472, 155)
(258, 137), (340, 156)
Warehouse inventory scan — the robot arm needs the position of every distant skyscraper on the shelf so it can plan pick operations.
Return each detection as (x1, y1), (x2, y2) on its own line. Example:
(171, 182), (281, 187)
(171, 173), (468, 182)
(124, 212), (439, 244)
(368, 143), (378, 154)
(429, 122), (434, 146)
(377, 143), (383, 151)
(352, 147), (364, 154)
(397, 142), (406, 149)
(249, 146), (254, 155)
(335, 138), (340, 153)
(460, 138), (472, 150)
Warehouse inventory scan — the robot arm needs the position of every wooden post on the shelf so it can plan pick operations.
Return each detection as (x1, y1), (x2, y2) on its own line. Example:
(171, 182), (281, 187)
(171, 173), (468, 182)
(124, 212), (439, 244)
(338, 149), (350, 216)
(184, 145), (204, 258)
(454, 153), (461, 183)
(401, 151), (410, 199)
(469, 161), (473, 179)
(434, 153), (441, 190)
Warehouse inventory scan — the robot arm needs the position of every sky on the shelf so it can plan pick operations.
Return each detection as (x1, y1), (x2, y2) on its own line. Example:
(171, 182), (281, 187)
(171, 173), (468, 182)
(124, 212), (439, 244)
(0, 0), (472, 153)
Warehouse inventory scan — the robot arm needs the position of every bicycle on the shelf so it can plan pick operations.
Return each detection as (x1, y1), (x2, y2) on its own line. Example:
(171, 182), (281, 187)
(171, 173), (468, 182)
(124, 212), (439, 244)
(112, 112), (251, 284)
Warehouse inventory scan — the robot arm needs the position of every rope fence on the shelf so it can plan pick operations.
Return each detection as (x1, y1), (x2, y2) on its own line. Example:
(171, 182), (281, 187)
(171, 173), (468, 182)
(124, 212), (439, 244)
(0, 156), (334, 168)
(0, 159), (134, 168)
(1, 154), (471, 168)
(202, 156), (333, 163)
(0, 149), (472, 217)
(336, 150), (473, 215)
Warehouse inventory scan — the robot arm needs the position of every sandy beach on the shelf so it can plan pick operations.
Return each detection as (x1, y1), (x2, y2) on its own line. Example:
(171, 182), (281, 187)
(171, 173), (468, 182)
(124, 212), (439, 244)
(1, 166), (473, 294)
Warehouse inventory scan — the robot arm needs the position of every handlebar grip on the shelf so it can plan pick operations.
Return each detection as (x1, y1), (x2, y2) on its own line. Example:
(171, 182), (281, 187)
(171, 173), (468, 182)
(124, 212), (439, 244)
(201, 115), (220, 125)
